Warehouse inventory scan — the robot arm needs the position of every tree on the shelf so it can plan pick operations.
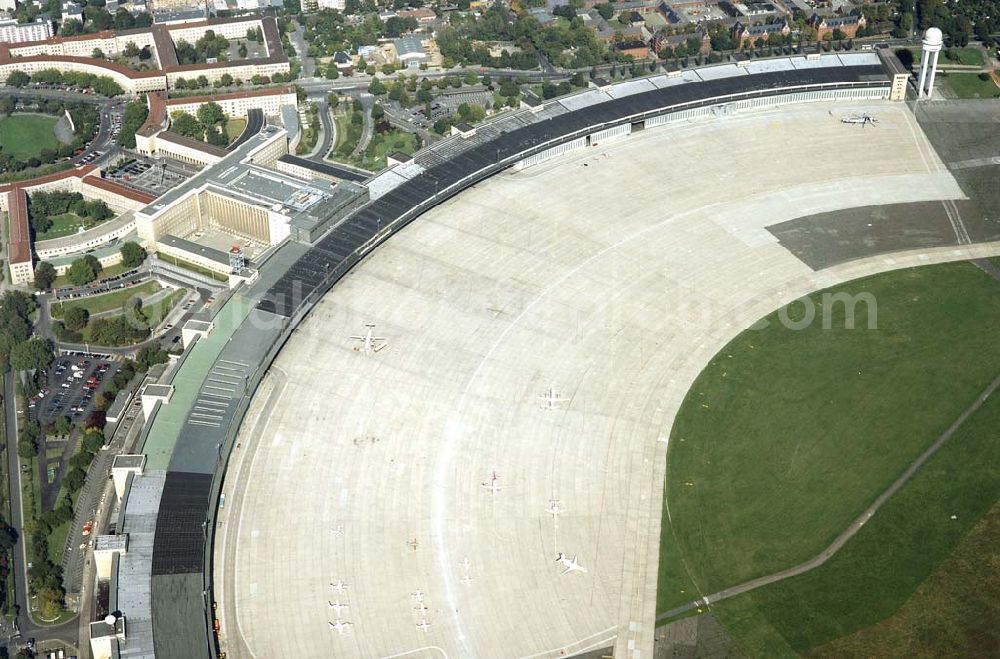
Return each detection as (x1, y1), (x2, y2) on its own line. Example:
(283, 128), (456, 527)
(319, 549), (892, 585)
(118, 99), (148, 149)
(66, 255), (101, 286)
(169, 111), (203, 139)
(82, 430), (104, 453)
(33, 262), (56, 291)
(219, 73), (234, 87)
(136, 345), (169, 370)
(36, 587), (64, 619)
(10, 337), (53, 372)
(123, 41), (140, 58)
(6, 70), (30, 88)
(120, 241), (146, 269)
(196, 102), (226, 130)
(63, 307), (89, 332)
(368, 78), (387, 95)
(53, 416), (72, 436)
(63, 467), (86, 492)
(17, 439), (35, 460)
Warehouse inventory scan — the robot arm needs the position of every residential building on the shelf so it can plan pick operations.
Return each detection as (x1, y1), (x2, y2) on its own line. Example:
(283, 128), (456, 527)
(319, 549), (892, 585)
(0, 18), (53, 44)
(808, 13), (867, 40)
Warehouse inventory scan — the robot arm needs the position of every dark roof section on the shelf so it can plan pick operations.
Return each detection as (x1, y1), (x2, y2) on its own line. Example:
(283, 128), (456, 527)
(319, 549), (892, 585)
(152, 24), (179, 69)
(151, 471), (212, 574)
(277, 154), (371, 182)
(257, 65), (889, 317)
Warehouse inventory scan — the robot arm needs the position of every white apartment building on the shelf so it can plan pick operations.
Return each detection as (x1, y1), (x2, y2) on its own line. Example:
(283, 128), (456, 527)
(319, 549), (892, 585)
(0, 18), (54, 44)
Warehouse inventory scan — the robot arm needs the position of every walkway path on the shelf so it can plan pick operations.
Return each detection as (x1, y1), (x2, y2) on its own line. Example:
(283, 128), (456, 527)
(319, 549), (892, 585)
(657, 371), (1000, 621)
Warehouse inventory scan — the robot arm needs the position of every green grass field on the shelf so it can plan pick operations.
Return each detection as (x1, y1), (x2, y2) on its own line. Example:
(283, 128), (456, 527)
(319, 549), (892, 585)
(809, 500), (1000, 657)
(51, 280), (160, 318)
(225, 117), (247, 144)
(356, 129), (418, 171)
(141, 288), (186, 326)
(943, 72), (1000, 99)
(941, 47), (986, 67)
(36, 212), (87, 241)
(709, 386), (1000, 656)
(0, 114), (59, 161)
(658, 262), (1000, 615)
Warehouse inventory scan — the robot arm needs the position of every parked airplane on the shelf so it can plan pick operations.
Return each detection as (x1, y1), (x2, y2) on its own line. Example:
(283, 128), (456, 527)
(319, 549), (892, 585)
(351, 324), (387, 355)
(481, 471), (501, 495)
(330, 580), (348, 595)
(416, 620), (432, 632)
(556, 553), (588, 575)
(841, 114), (878, 127)
(329, 619), (353, 635)
(546, 499), (564, 518)
(539, 385), (568, 410)
(328, 601), (349, 616)
(411, 589), (425, 602)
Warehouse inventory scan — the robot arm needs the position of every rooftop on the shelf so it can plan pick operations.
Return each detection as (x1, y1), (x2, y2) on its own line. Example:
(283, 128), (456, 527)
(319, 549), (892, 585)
(159, 235), (232, 266)
(143, 384), (175, 398)
(6, 189), (31, 265)
(95, 534), (129, 552)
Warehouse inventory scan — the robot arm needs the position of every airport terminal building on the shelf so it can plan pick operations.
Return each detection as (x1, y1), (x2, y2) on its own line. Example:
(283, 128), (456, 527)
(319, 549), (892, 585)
(91, 51), (912, 659)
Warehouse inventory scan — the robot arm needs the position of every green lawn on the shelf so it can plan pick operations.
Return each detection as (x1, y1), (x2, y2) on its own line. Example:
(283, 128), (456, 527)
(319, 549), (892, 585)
(141, 288), (186, 326)
(942, 72), (1000, 99)
(355, 129), (418, 171)
(0, 114), (59, 161)
(658, 262), (1000, 615)
(51, 280), (161, 318)
(710, 387), (1000, 657)
(35, 212), (88, 241)
(809, 500), (1000, 658)
(909, 45), (982, 68)
(939, 47), (986, 66)
(225, 117), (247, 144)
(46, 519), (69, 565)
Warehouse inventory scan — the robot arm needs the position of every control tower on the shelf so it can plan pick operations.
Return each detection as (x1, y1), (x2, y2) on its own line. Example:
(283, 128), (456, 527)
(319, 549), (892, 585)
(917, 27), (943, 100)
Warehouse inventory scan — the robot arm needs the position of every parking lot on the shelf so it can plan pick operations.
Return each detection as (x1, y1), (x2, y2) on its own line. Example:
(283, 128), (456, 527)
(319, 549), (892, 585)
(31, 356), (118, 426)
(106, 156), (194, 196)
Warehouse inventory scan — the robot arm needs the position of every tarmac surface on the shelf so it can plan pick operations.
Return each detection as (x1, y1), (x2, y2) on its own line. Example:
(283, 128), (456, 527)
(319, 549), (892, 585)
(214, 102), (994, 659)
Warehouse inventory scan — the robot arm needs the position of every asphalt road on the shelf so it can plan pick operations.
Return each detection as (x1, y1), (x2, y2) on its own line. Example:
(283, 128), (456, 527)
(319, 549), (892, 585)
(308, 99), (332, 161)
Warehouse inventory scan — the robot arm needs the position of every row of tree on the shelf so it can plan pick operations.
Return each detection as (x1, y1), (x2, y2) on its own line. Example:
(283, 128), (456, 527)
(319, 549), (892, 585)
(5, 68), (124, 97)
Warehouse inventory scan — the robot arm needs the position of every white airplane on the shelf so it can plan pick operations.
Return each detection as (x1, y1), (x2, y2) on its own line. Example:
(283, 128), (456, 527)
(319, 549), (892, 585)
(539, 385), (568, 410)
(411, 589), (425, 602)
(351, 324), (387, 355)
(414, 603), (429, 614)
(481, 471), (501, 495)
(556, 553), (588, 575)
(328, 601), (349, 616)
(329, 619), (353, 635)
(416, 620), (432, 632)
(545, 499), (564, 518)
(460, 557), (471, 571)
(841, 114), (878, 127)
(330, 580), (348, 595)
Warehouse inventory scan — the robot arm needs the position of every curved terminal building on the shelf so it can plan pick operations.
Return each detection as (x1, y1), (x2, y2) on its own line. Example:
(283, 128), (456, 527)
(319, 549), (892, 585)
(93, 50), (986, 659)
